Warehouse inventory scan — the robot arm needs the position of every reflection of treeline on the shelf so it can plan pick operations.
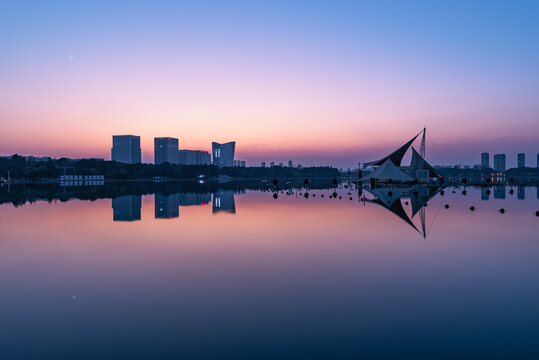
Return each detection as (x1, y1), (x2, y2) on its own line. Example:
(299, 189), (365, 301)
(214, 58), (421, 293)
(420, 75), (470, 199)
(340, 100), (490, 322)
(0, 179), (341, 207)
(0, 155), (338, 180)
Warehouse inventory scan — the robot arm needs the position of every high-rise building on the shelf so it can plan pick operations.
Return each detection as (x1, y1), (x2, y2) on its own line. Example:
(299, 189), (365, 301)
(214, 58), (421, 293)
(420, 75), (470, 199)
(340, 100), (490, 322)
(288, 160), (293, 168)
(212, 142), (235, 167)
(481, 153), (489, 169)
(111, 135), (141, 164)
(154, 137), (179, 165)
(155, 193), (179, 219)
(212, 190), (236, 214)
(270, 162), (275, 167)
(279, 162), (283, 167)
(261, 162), (266, 168)
(517, 186), (525, 200)
(112, 195), (142, 221)
(494, 186), (506, 199)
(179, 150), (211, 165)
(179, 193), (211, 206)
(517, 153), (525, 168)
(493, 154), (506, 172)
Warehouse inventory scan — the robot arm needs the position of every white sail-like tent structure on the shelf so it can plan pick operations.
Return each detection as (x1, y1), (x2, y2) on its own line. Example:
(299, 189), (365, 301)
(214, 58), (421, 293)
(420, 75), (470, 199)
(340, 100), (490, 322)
(360, 159), (415, 183)
(360, 128), (444, 184)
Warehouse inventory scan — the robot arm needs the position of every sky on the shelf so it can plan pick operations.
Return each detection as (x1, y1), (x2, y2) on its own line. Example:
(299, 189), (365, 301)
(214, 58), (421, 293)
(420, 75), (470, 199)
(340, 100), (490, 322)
(1, 0), (538, 168)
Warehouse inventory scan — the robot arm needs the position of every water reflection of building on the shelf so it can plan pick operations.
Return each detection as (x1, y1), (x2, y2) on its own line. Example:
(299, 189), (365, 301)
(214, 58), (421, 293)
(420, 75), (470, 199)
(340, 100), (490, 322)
(179, 193), (211, 206)
(517, 186), (525, 200)
(493, 186), (506, 199)
(155, 193), (179, 219)
(112, 195), (142, 221)
(212, 190), (236, 214)
(481, 187), (490, 200)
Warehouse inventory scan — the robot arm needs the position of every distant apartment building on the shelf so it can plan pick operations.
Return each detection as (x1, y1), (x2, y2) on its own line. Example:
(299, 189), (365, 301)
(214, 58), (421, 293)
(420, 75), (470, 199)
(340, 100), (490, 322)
(261, 162), (266, 168)
(288, 160), (293, 168)
(233, 160), (246, 167)
(493, 154), (506, 172)
(270, 162), (275, 167)
(111, 135), (141, 164)
(481, 153), (489, 169)
(212, 142), (235, 167)
(154, 137), (179, 165)
(179, 150), (211, 165)
(155, 193), (179, 219)
(517, 153), (525, 168)
(112, 195), (142, 221)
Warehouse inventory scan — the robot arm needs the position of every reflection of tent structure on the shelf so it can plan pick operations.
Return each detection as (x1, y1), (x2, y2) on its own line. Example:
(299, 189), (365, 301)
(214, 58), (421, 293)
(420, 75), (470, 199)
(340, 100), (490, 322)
(364, 185), (444, 238)
(360, 159), (415, 183)
(365, 187), (420, 233)
(361, 128), (444, 184)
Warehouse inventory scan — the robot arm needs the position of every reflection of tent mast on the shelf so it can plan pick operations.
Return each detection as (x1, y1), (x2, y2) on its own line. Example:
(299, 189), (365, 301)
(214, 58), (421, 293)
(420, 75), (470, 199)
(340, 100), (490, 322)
(419, 127), (426, 238)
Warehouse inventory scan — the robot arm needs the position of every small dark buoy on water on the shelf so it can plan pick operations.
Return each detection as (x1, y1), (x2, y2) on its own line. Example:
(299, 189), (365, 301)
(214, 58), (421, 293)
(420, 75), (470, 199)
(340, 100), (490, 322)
(321, 194), (324, 198)
(405, 201), (409, 205)
(349, 197), (353, 200)
(273, 193), (278, 199)
(499, 208), (505, 214)
(536, 211), (539, 217)
(469, 206), (475, 211)
(509, 189), (514, 195)
(339, 196), (342, 199)
(445, 204), (449, 209)
(486, 190), (491, 195)
(440, 190), (445, 196)
(462, 190), (467, 195)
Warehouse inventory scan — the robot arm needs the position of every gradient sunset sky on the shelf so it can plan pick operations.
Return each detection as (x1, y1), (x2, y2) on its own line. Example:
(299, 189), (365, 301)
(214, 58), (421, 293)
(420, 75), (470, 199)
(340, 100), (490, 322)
(1, 0), (538, 168)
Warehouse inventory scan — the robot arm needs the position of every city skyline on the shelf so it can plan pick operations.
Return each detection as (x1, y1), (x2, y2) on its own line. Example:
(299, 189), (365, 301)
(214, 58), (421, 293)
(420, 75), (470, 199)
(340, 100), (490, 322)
(1, 1), (538, 168)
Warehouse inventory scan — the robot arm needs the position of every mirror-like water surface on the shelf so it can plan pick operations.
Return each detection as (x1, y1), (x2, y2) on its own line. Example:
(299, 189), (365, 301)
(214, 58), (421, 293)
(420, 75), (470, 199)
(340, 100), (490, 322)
(1, 184), (538, 359)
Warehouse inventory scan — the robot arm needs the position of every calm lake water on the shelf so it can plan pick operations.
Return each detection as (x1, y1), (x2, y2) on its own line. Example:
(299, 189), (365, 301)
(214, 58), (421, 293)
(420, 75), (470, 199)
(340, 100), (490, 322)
(1, 183), (538, 359)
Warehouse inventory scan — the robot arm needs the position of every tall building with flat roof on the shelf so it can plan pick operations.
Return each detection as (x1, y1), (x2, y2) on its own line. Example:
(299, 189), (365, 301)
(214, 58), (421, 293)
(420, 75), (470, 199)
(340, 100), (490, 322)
(112, 195), (142, 221)
(155, 193), (179, 219)
(493, 154), (506, 172)
(288, 160), (293, 168)
(154, 137), (179, 165)
(111, 135), (141, 164)
(517, 153), (525, 168)
(261, 162), (266, 168)
(212, 142), (235, 167)
(179, 150), (211, 165)
(481, 153), (489, 169)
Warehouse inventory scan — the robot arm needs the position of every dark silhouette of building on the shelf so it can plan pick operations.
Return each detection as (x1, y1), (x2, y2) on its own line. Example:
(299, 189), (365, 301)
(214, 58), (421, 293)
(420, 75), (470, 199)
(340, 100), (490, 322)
(481, 153), (489, 169)
(111, 135), (141, 164)
(212, 190), (236, 214)
(494, 185), (506, 199)
(154, 137), (179, 165)
(179, 150), (211, 165)
(155, 193), (179, 219)
(179, 192), (211, 206)
(112, 195), (142, 221)
(212, 142), (235, 167)
(517, 153), (525, 168)
(517, 186), (525, 200)
(493, 154), (506, 172)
